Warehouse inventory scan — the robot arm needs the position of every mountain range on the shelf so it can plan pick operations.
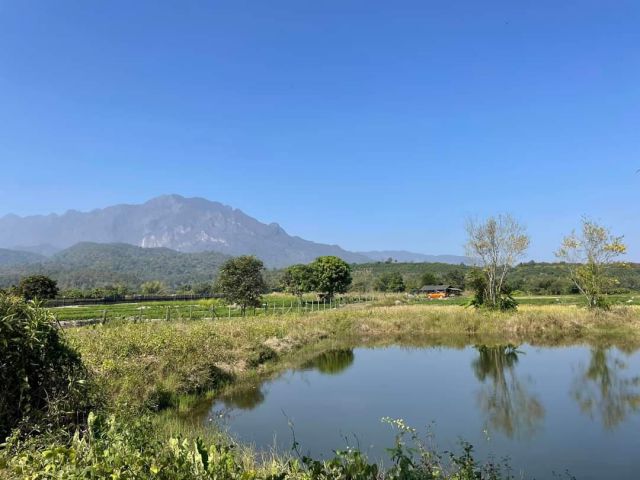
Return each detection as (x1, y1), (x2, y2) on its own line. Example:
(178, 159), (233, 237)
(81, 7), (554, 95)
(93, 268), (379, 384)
(0, 195), (470, 267)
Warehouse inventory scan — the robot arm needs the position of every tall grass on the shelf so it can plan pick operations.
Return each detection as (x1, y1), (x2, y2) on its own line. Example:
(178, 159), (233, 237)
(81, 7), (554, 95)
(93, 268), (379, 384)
(66, 302), (640, 411)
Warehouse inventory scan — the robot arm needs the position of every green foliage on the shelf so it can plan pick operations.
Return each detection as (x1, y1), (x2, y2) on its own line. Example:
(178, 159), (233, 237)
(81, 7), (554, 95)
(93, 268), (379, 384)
(280, 264), (314, 299)
(375, 272), (406, 292)
(442, 269), (466, 289)
(216, 256), (267, 314)
(420, 272), (439, 287)
(3, 413), (514, 479)
(466, 269), (517, 311)
(0, 295), (92, 439)
(141, 280), (168, 295)
(193, 282), (215, 296)
(556, 219), (627, 309)
(0, 242), (229, 291)
(309, 256), (352, 299)
(17, 275), (59, 300)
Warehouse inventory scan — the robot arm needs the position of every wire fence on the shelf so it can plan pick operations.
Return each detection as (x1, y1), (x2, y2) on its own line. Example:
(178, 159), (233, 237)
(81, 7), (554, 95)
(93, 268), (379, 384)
(45, 293), (223, 307)
(56, 294), (381, 327)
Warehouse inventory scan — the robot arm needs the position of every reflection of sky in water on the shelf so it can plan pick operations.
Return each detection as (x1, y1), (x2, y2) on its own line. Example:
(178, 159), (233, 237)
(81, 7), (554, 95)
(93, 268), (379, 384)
(203, 345), (640, 480)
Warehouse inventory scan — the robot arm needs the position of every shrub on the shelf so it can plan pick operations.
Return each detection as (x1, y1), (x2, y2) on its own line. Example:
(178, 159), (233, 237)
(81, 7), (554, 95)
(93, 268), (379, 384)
(0, 295), (92, 440)
(3, 413), (515, 479)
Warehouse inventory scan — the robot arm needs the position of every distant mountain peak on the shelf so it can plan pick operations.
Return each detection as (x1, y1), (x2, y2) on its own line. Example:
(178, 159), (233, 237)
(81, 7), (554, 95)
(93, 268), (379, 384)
(0, 195), (370, 267)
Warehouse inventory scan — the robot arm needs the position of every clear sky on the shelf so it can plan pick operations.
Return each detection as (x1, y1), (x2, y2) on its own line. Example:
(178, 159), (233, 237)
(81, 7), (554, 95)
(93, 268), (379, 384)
(0, 1), (638, 260)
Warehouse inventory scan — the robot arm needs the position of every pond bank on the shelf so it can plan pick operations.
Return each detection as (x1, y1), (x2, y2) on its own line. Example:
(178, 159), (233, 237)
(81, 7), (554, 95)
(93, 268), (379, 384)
(68, 303), (640, 410)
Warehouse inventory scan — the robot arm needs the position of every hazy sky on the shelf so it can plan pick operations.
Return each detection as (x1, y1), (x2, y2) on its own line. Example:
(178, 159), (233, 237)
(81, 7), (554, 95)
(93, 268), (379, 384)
(0, 1), (638, 260)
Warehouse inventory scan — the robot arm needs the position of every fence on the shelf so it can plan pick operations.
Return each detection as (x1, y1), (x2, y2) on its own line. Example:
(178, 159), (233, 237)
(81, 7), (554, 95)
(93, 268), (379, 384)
(56, 294), (381, 326)
(45, 293), (223, 308)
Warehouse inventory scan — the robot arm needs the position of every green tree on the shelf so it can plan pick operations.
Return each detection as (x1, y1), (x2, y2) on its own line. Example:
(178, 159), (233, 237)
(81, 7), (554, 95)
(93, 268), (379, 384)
(280, 264), (314, 301)
(420, 272), (439, 287)
(375, 272), (406, 292)
(193, 282), (214, 296)
(140, 280), (167, 295)
(443, 269), (466, 289)
(18, 274), (59, 300)
(556, 218), (627, 308)
(309, 256), (352, 299)
(216, 256), (266, 315)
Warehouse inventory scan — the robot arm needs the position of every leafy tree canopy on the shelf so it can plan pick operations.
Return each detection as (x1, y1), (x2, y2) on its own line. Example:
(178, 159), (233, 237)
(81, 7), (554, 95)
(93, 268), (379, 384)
(216, 256), (266, 314)
(18, 274), (59, 300)
(309, 256), (352, 299)
(280, 264), (314, 299)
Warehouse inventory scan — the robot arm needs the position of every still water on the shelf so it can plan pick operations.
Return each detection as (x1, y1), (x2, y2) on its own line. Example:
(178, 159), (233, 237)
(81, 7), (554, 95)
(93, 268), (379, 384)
(201, 344), (640, 479)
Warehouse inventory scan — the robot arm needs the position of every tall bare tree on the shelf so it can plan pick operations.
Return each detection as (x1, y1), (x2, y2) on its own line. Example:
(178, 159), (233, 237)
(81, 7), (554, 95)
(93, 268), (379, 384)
(465, 214), (530, 308)
(555, 218), (626, 308)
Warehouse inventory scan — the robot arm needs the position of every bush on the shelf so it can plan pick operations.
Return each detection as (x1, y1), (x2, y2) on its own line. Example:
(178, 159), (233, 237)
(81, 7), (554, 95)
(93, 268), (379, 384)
(0, 295), (93, 440)
(17, 275), (59, 300)
(3, 413), (514, 479)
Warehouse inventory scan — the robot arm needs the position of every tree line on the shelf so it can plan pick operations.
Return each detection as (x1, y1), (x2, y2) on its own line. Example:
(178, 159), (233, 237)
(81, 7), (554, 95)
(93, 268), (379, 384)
(2, 216), (633, 311)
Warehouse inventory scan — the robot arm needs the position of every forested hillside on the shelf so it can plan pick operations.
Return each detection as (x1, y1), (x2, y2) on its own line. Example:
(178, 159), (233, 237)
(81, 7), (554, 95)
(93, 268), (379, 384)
(346, 261), (640, 294)
(0, 243), (229, 290)
(0, 248), (46, 267)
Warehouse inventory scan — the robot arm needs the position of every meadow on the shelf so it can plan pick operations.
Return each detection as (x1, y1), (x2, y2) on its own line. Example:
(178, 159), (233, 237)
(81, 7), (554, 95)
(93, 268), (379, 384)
(50, 291), (640, 323)
(64, 299), (640, 409)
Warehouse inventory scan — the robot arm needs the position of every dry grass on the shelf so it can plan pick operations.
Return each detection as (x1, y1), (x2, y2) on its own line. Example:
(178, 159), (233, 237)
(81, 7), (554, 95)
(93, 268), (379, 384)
(67, 303), (640, 410)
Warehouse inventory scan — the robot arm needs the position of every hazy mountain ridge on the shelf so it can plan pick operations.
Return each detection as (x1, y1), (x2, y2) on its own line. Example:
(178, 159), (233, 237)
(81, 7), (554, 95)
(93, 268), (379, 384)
(0, 195), (472, 268)
(359, 250), (472, 264)
(0, 195), (371, 267)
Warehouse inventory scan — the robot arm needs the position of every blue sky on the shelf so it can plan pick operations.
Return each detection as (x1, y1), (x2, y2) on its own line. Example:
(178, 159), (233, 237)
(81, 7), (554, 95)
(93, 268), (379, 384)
(0, 1), (638, 260)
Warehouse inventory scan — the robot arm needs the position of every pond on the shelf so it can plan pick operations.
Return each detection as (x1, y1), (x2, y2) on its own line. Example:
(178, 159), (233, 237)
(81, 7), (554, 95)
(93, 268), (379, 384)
(196, 343), (640, 479)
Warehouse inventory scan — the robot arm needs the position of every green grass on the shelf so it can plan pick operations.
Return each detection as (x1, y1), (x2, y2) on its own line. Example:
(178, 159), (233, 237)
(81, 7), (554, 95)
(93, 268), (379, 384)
(391, 292), (640, 307)
(51, 293), (376, 322)
(51, 292), (640, 322)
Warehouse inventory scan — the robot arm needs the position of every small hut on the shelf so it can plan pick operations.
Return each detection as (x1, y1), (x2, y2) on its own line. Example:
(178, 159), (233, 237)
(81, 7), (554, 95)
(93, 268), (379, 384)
(419, 285), (462, 299)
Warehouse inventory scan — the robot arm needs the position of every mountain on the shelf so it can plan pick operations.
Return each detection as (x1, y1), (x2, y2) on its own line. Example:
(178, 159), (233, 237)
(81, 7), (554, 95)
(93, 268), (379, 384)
(0, 248), (47, 267)
(0, 195), (370, 267)
(8, 244), (62, 257)
(359, 250), (472, 264)
(0, 242), (230, 289)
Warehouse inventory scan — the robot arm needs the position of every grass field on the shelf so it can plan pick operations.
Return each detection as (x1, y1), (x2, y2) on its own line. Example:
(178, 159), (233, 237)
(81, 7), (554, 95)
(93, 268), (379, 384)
(65, 300), (640, 411)
(50, 292), (640, 322)
(51, 293), (378, 322)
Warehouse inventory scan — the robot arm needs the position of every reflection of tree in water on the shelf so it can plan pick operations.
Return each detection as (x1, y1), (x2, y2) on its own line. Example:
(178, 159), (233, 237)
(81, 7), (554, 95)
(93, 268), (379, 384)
(473, 345), (544, 439)
(303, 349), (355, 375)
(571, 347), (640, 429)
(220, 384), (265, 410)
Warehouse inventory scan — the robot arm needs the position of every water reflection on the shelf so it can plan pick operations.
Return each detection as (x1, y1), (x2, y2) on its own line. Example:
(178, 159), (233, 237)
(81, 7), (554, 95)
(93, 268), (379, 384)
(571, 347), (640, 429)
(472, 345), (545, 439)
(216, 350), (355, 412)
(302, 349), (355, 375)
(219, 384), (266, 410)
